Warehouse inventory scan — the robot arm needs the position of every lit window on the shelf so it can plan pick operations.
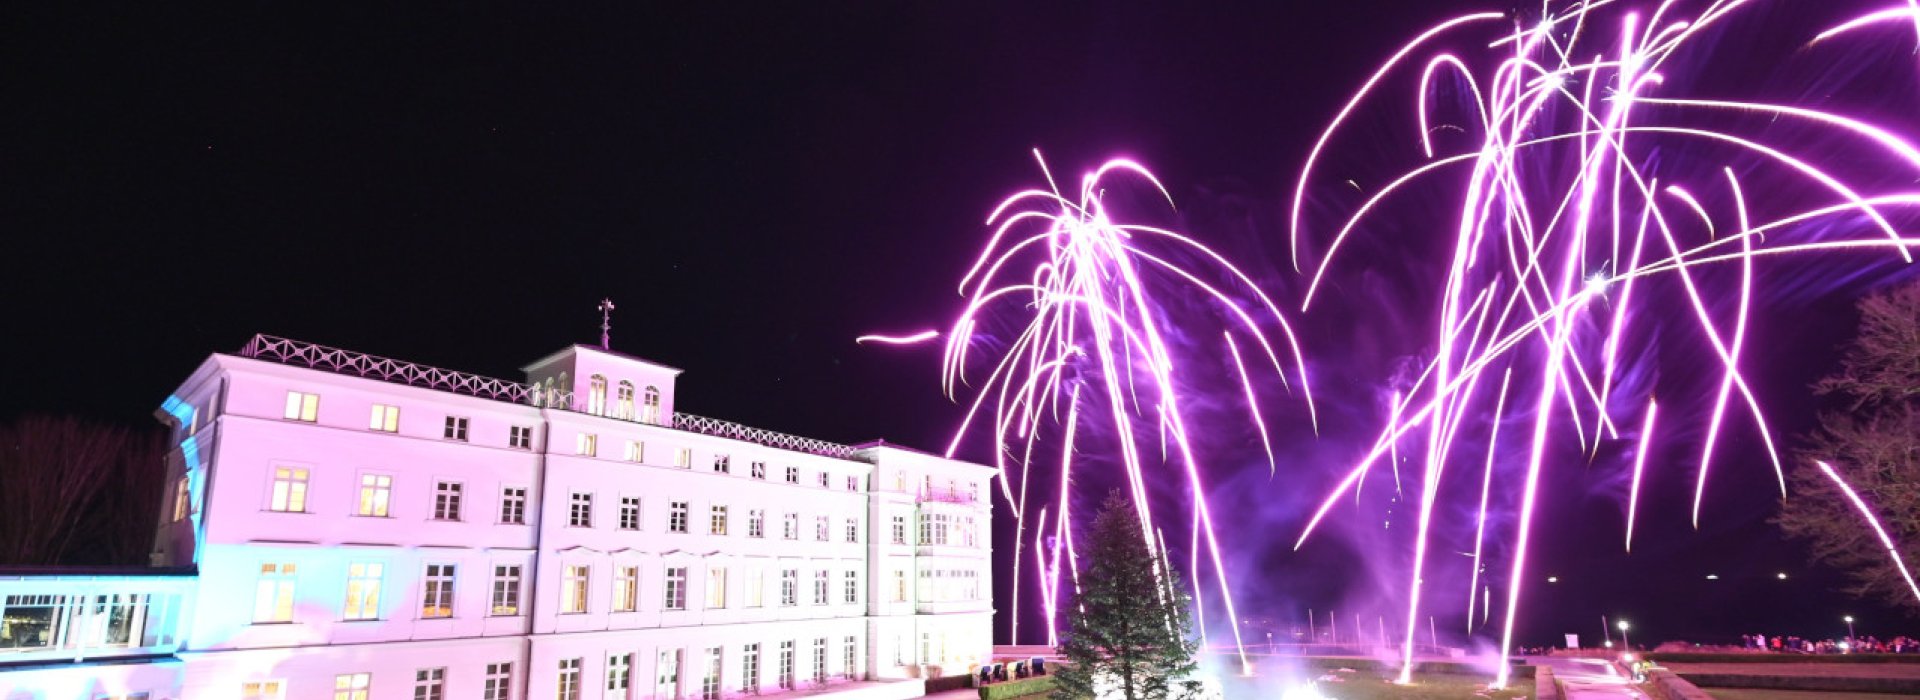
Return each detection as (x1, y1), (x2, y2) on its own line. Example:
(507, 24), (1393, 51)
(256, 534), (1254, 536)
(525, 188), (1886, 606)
(490, 565), (521, 616)
(714, 455), (730, 473)
(619, 497), (641, 530)
(702, 646), (724, 700)
(643, 386), (661, 424)
(748, 509), (765, 538)
(483, 663), (512, 700)
(744, 644), (763, 695)
(845, 518), (858, 543)
(624, 440), (644, 463)
(343, 562), (383, 620)
(421, 564), (455, 619)
(665, 567), (688, 610)
(443, 416), (468, 441)
(241, 681), (285, 700)
(500, 487), (527, 525)
(415, 668), (445, 700)
(172, 475), (192, 521)
(575, 433), (597, 457)
(844, 570), (859, 604)
(509, 425), (533, 450)
(783, 513), (798, 540)
(844, 635), (858, 679)
(785, 466), (799, 484)
(710, 505), (728, 535)
(283, 391), (319, 422)
(706, 566), (727, 608)
(432, 481), (462, 521)
(780, 569), (798, 606)
(616, 381), (635, 420)
(569, 492), (593, 527)
(814, 570), (829, 605)
(356, 474), (392, 517)
(561, 565), (588, 614)
(254, 563), (296, 623)
(333, 673), (370, 700)
(269, 467), (308, 512)
(608, 652), (633, 692)
(675, 448), (692, 468)
(558, 658), (581, 700)
(745, 566), (765, 607)
(658, 650), (682, 698)
(751, 461), (766, 479)
(588, 375), (608, 416)
(669, 501), (689, 533)
(893, 570), (907, 602)
(369, 404), (400, 432)
(614, 565), (638, 612)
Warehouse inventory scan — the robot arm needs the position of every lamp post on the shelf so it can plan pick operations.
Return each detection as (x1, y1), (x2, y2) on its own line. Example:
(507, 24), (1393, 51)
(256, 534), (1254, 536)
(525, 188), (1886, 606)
(1845, 615), (1856, 644)
(1617, 620), (1632, 652)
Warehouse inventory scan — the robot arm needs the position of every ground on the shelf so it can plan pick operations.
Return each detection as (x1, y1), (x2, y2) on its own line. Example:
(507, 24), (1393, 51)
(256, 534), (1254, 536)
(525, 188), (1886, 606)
(1703, 690), (1916, 700)
(1215, 671), (1535, 700)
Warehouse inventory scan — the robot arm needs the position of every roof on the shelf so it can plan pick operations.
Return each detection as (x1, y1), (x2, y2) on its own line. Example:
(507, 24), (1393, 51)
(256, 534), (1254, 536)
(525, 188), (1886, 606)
(519, 344), (685, 375)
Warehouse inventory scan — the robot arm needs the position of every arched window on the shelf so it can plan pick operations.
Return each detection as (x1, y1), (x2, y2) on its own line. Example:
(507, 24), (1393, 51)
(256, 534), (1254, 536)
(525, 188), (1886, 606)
(643, 386), (661, 425)
(616, 381), (635, 420)
(588, 375), (608, 416)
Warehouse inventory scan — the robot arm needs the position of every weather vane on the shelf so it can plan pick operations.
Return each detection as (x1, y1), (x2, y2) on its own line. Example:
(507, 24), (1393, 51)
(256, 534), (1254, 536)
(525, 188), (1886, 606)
(598, 298), (616, 349)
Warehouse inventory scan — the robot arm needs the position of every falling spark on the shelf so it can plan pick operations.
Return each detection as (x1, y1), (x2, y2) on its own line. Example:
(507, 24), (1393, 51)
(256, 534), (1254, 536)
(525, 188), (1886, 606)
(1814, 460), (1920, 607)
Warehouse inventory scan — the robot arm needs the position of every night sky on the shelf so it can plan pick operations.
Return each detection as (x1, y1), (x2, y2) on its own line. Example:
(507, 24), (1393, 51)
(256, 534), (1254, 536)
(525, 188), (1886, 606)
(6, 3), (1914, 649)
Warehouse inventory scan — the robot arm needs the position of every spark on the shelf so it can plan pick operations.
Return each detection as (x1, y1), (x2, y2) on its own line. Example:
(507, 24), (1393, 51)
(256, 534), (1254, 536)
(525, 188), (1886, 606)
(854, 330), (940, 345)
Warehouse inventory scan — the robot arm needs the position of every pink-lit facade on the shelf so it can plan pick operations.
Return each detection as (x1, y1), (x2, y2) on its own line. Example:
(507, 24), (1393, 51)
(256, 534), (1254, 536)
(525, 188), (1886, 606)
(0, 337), (993, 700)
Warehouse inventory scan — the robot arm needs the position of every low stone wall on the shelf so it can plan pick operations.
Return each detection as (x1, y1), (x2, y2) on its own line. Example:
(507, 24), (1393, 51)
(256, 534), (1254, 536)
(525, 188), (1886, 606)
(1644, 670), (1715, 700)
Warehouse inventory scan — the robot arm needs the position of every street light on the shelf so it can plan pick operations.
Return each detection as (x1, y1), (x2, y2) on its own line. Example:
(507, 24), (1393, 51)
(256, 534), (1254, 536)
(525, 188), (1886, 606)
(1845, 615), (1856, 643)
(1618, 620), (1632, 651)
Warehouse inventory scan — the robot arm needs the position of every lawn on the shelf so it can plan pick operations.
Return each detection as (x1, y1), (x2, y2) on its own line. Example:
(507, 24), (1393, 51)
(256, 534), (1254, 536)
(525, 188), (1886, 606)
(1704, 689), (1917, 700)
(1214, 671), (1535, 700)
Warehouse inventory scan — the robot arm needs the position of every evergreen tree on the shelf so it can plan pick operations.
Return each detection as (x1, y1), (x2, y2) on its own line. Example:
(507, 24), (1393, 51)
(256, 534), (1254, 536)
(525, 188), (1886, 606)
(1777, 281), (1920, 614)
(1054, 489), (1203, 700)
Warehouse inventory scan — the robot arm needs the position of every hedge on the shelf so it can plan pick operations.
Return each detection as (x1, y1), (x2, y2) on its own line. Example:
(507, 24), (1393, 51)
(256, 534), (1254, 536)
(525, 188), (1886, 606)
(1678, 672), (1920, 694)
(979, 674), (1057, 700)
(1645, 652), (1920, 664)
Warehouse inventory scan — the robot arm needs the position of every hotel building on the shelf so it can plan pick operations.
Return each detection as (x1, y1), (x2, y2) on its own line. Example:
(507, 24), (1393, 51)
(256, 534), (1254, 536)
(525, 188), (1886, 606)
(0, 334), (994, 700)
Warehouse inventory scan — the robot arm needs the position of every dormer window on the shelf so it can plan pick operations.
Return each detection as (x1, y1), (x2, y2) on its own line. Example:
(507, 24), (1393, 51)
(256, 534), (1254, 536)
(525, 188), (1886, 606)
(616, 381), (635, 420)
(643, 387), (661, 425)
(588, 375), (608, 416)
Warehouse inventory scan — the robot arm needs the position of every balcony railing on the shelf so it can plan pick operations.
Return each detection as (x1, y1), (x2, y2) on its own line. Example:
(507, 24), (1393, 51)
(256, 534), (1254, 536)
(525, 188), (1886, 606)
(237, 334), (856, 460)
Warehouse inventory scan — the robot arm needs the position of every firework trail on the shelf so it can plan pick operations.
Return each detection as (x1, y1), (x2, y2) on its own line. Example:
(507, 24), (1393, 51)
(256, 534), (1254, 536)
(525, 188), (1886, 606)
(1291, 0), (1920, 687)
(894, 150), (1318, 670)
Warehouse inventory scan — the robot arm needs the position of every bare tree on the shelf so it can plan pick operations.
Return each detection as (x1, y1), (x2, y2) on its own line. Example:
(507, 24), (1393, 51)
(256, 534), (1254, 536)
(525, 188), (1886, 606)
(0, 415), (167, 565)
(1778, 282), (1920, 614)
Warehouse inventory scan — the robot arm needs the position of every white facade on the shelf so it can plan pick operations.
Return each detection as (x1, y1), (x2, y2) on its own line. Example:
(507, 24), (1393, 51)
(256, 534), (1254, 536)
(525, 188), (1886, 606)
(0, 336), (994, 700)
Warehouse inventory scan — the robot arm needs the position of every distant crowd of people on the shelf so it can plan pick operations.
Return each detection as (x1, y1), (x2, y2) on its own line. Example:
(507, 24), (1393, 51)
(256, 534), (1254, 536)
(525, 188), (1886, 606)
(1740, 634), (1920, 653)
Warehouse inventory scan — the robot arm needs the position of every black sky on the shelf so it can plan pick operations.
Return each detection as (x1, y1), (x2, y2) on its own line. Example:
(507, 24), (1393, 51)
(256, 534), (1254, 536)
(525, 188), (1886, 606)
(4, 2), (1913, 648)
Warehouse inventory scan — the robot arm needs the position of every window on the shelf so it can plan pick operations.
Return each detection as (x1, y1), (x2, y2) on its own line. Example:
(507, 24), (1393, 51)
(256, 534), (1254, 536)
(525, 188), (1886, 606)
(665, 567), (688, 610)
(751, 461), (766, 479)
(844, 570), (859, 604)
(919, 513), (952, 546)
(353, 474), (392, 517)
(783, 513), (799, 540)
(254, 563), (295, 623)
(490, 565), (521, 616)
(509, 425), (533, 449)
(748, 509), (765, 538)
(558, 658), (581, 700)
(710, 505), (728, 535)
(624, 440), (644, 462)
(616, 381), (635, 420)
(702, 646), (724, 700)
(575, 433), (597, 457)
(785, 466), (799, 484)
(344, 562), (383, 620)
(844, 635), (858, 679)
(656, 649), (681, 699)
(432, 481), (462, 521)
(781, 569), (798, 606)
(714, 455), (730, 474)
(370, 404), (400, 432)
(569, 492), (593, 527)
(588, 375), (607, 415)
(891, 515), (907, 545)
(812, 638), (828, 684)
(619, 497), (641, 530)
(815, 516), (829, 541)
(283, 391), (319, 422)
(779, 640), (796, 690)
(442, 416), (468, 441)
(172, 475), (191, 521)
(847, 475), (859, 492)
(643, 386), (661, 424)
(414, 668), (444, 700)
(742, 643), (761, 694)
(608, 653), (632, 692)
(817, 472), (829, 488)
(675, 448), (692, 468)
(845, 518), (858, 543)
(483, 662), (512, 700)
(706, 566), (727, 608)
(500, 487), (527, 524)
(269, 467), (307, 512)
(669, 501), (689, 533)
(561, 565), (588, 614)
(241, 681), (284, 700)
(746, 566), (765, 607)
(813, 570), (829, 605)
(613, 565), (638, 612)
(421, 564), (455, 619)
(334, 673), (370, 700)
(893, 570), (908, 602)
